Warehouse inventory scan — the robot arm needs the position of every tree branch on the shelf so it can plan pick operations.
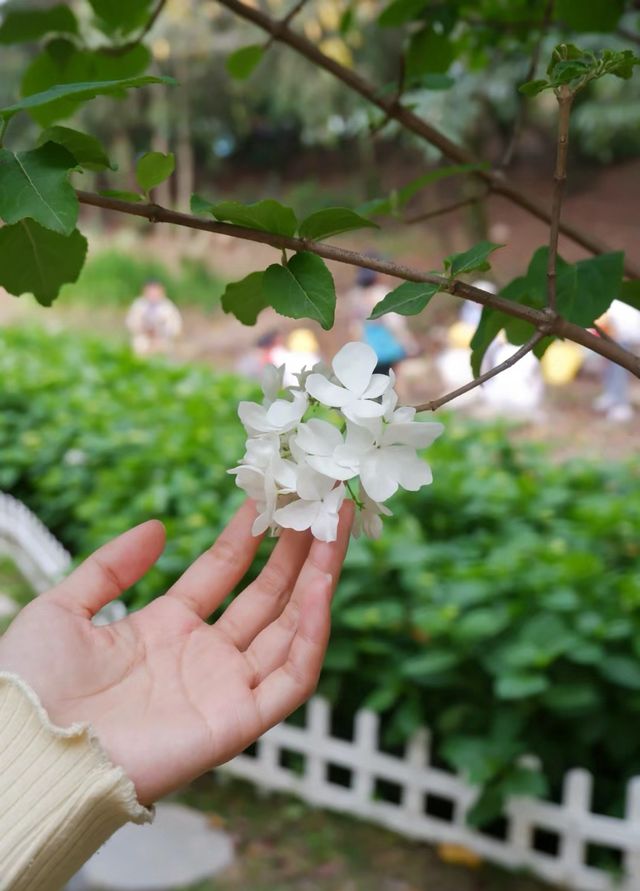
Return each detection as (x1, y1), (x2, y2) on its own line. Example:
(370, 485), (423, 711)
(76, 189), (640, 377)
(213, 0), (640, 279)
(416, 332), (546, 412)
(405, 191), (488, 225)
(501, 0), (554, 168)
(105, 0), (168, 55)
(547, 84), (573, 312)
(264, 0), (310, 50)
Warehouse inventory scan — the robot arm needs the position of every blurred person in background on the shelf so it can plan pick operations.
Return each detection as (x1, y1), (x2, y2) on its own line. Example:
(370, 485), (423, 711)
(346, 267), (419, 374)
(282, 328), (321, 386)
(436, 281), (490, 408)
(593, 300), (640, 423)
(126, 280), (183, 358)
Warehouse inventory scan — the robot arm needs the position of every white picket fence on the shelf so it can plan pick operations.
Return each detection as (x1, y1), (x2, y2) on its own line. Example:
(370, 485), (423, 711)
(0, 492), (71, 591)
(2, 492), (640, 890)
(222, 698), (640, 890)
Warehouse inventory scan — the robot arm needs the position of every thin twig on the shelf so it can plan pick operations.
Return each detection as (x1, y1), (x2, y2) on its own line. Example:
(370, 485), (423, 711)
(76, 189), (640, 377)
(213, 0), (640, 278)
(104, 0), (168, 56)
(617, 26), (640, 47)
(547, 84), (573, 312)
(405, 192), (488, 225)
(501, 0), (554, 168)
(594, 322), (617, 345)
(264, 0), (310, 50)
(416, 332), (546, 412)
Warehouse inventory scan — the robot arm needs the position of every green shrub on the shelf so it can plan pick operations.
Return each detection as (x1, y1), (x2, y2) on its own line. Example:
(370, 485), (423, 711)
(60, 249), (225, 310)
(2, 325), (640, 826)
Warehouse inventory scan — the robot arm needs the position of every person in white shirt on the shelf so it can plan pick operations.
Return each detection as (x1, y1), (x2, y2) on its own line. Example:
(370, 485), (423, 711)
(593, 300), (640, 423)
(126, 280), (183, 357)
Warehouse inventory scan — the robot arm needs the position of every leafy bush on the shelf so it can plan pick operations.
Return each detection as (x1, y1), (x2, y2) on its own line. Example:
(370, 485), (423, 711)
(60, 249), (225, 310)
(2, 326), (640, 826)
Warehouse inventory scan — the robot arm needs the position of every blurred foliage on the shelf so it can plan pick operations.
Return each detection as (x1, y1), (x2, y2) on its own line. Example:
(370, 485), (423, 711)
(59, 248), (225, 309)
(2, 326), (640, 827)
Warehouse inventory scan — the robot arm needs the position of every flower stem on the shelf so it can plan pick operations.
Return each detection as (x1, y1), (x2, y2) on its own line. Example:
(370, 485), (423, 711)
(345, 479), (364, 509)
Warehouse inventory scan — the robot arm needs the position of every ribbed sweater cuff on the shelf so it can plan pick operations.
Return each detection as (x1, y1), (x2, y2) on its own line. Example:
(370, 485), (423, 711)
(0, 672), (152, 891)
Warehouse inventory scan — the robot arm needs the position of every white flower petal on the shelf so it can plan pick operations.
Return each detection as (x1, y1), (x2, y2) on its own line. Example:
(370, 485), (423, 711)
(345, 422), (377, 451)
(274, 457), (298, 491)
(393, 406), (416, 423)
(311, 509), (340, 542)
(394, 447), (433, 491)
(262, 363), (284, 404)
(306, 374), (352, 408)
(363, 373), (390, 399)
(266, 391), (308, 430)
(359, 450), (400, 502)
(343, 398), (386, 423)
(362, 510), (383, 539)
(332, 342), (378, 396)
(306, 454), (359, 481)
(238, 401), (269, 434)
(295, 418), (343, 456)
(323, 482), (346, 513)
(382, 420), (444, 448)
(252, 510), (272, 536)
(297, 465), (335, 500)
(274, 498), (320, 532)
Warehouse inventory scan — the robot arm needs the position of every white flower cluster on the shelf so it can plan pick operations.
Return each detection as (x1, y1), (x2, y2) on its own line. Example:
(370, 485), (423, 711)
(230, 342), (443, 542)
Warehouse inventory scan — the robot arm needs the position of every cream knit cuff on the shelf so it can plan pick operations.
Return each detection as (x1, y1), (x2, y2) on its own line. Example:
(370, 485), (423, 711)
(0, 672), (152, 891)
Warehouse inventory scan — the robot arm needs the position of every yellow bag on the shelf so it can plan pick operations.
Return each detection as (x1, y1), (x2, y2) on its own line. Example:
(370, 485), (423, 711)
(541, 340), (584, 385)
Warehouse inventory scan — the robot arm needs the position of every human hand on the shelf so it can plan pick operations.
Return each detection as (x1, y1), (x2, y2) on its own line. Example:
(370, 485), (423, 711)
(0, 501), (353, 805)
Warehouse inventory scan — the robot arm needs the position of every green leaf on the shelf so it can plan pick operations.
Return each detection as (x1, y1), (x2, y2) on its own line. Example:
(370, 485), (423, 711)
(445, 241), (503, 278)
(555, 0), (624, 33)
(519, 78), (549, 96)
(378, 0), (428, 27)
(0, 5), (78, 44)
(571, 252), (624, 327)
(136, 151), (175, 194)
(19, 41), (154, 126)
(420, 73), (455, 90)
(190, 193), (214, 215)
(1, 75), (174, 123)
(496, 673), (549, 699)
(620, 279), (640, 311)
(601, 656), (640, 690)
(0, 221), (87, 306)
(405, 26), (454, 82)
(221, 271), (268, 326)
(369, 281), (440, 319)
(470, 307), (508, 378)
(99, 189), (143, 202)
(226, 45), (265, 80)
(38, 126), (115, 171)
(359, 164), (487, 218)
(0, 143), (78, 235)
(87, 0), (154, 36)
(298, 207), (378, 241)
(203, 198), (298, 237)
(264, 252), (336, 329)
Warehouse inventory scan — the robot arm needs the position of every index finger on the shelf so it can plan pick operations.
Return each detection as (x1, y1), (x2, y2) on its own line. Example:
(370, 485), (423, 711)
(165, 500), (261, 619)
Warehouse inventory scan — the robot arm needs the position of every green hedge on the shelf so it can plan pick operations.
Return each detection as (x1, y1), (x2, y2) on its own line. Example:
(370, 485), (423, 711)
(2, 326), (640, 826)
(60, 249), (225, 310)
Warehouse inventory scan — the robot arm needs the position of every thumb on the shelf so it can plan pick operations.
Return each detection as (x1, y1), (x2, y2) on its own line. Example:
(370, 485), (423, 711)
(48, 520), (166, 617)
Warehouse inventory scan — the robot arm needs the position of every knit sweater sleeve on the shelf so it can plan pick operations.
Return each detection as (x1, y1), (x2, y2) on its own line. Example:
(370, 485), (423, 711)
(0, 672), (152, 891)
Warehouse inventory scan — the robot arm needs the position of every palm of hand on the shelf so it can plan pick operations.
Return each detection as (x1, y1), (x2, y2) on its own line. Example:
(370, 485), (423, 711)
(0, 502), (352, 805)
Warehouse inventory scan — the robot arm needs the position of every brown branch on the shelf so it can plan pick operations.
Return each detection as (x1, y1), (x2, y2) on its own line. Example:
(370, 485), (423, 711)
(547, 84), (573, 312)
(213, 0), (640, 279)
(264, 0), (310, 50)
(416, 332), (546, 412)
(617, 27), (640, 47)
(76, 189), (640, 377)
(405, 192), (488, 225)
(501, 0), (554, 169)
